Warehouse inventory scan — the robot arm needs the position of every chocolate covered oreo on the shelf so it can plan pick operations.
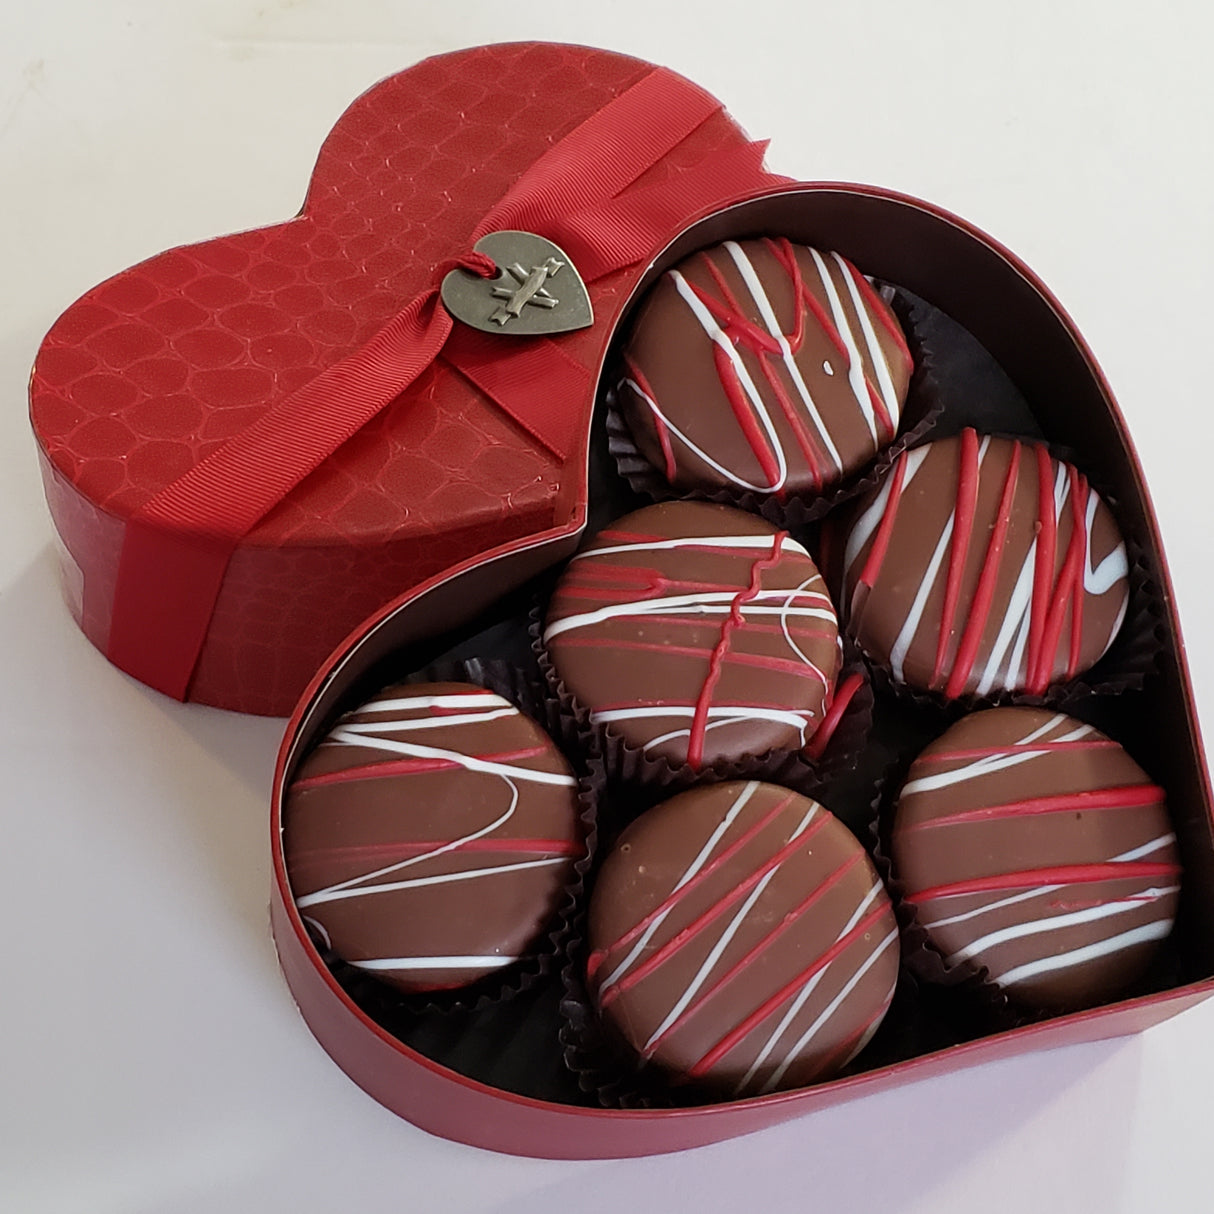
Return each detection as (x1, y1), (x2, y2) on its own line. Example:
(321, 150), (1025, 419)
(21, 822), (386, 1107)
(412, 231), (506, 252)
(616, 238), (912, 498)
(283, 682), (584, 994)
(841, 430), (1130, 698)
(587, 781), (899, 1093)
(892, 707), (1179, 1010)
(543, 501), (841, 770)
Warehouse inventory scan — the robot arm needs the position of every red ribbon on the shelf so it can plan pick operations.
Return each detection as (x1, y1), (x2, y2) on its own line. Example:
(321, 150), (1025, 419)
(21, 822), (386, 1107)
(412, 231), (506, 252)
(107, 67), (787, 699)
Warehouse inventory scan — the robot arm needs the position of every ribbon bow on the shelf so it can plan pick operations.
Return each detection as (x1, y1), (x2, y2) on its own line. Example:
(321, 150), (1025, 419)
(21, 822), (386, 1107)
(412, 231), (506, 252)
(107, 67), (788, 699)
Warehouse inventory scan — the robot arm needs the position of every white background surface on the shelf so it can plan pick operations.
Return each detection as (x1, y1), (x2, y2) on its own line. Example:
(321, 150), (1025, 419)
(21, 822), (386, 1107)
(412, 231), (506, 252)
(3, 2), (1213, 1211)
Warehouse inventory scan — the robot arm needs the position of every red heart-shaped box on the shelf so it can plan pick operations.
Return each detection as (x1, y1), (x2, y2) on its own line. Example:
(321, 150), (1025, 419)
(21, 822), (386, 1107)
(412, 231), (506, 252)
(270, 186), (1214, 1158)
(32, 38), (1214, 1160)
(30, 43), (771, 715)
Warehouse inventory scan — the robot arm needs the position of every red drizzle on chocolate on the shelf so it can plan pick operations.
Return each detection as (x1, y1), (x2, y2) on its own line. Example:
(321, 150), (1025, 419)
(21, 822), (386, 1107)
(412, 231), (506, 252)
(893, 707), (1180, 1010)
(545, 502), (841, 770)
(283, 683), (583, 994)
(616, 239), (912, 497)
(842, 432), (1129, 698)
(587, 782), (899, 1094)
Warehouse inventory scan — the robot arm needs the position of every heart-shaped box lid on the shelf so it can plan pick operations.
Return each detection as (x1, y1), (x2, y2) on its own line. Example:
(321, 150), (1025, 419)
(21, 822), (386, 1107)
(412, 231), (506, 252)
(30, 43), (779, 715)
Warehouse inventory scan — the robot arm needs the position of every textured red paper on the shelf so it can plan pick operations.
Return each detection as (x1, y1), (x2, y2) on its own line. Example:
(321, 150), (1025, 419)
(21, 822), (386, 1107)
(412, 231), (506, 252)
(30, 43), (761, 714)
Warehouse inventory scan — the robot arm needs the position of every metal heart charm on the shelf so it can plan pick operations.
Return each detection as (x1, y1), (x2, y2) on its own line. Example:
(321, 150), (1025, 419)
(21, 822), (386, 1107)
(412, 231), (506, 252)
(440, 230), (594, 338)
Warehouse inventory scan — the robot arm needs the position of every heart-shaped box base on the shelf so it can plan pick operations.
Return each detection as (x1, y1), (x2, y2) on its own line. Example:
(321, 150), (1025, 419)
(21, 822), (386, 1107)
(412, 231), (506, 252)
(270, 184), (1214, 1158)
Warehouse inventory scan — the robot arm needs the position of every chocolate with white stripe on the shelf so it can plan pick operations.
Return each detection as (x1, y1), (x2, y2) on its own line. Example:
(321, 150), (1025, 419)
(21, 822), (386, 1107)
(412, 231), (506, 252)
(283, 682), (583, 994)
(586, 781), (899, 1094)
(544, 501), (844, 770)
(841, 431), (1129, 698)
(892, 707), (1179, 1010)
(615, 238), (912, 498)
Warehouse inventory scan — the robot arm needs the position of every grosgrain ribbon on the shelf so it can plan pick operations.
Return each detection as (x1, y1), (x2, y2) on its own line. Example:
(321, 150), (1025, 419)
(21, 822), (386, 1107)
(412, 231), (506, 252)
(106, 67), (788, 699)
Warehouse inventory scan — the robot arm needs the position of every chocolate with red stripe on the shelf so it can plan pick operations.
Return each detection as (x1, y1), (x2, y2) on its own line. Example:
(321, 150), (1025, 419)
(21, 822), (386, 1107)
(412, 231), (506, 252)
(544, 501), (844, 769)
(615, 238), (912, 497)
(587, 781), (899, 1094)
(892, 707), (1180, 1010)
(283, 682), (583, 993)
(841, 431), (1130, 698)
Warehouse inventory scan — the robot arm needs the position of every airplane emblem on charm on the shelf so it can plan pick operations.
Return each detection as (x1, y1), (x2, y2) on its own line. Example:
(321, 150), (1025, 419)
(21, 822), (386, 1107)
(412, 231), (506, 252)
(441, 230), (594, 337)
(489, 257), (564, 325)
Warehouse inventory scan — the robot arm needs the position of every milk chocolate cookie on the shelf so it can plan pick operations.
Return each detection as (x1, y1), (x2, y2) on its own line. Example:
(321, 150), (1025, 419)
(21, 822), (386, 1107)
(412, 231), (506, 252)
(587, 781), (899, 1093)
(284, 682), (583, 993)
(544, 501), (841, 769)
(842, 430), (1130, 697)
(892, 707), (1179, 1009)
(616, 238), (912, 497)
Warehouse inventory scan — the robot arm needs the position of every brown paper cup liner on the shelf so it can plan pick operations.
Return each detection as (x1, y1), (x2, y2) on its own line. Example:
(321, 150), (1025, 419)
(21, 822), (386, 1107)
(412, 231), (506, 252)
(557, 923), (683, 1110)
(605, 288), (944, 530)
(296, 657), (604, 1020)
(531, 601), (873, 807)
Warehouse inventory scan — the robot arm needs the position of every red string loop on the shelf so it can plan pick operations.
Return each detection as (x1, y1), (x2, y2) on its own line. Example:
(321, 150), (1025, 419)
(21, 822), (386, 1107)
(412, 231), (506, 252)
(435, 250), (499, 281)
